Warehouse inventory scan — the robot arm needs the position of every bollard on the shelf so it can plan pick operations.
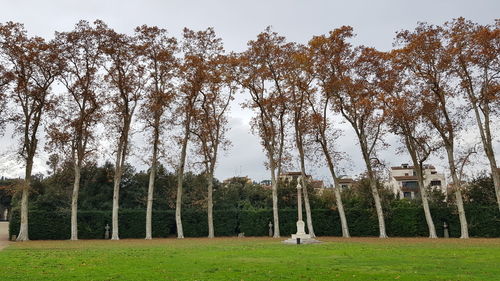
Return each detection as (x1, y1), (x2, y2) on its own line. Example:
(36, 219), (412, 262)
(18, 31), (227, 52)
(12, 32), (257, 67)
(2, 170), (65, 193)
(443, 222), (449, 238)
(104, 224), (110, 239)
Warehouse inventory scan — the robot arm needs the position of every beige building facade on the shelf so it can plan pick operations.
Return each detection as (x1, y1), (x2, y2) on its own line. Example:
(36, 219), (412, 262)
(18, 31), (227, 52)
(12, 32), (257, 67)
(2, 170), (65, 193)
(387, 164), (446, 199)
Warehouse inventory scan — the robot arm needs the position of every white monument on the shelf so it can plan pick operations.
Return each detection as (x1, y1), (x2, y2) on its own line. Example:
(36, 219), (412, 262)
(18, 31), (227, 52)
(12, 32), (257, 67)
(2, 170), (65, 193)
(283, 177), (321, 244)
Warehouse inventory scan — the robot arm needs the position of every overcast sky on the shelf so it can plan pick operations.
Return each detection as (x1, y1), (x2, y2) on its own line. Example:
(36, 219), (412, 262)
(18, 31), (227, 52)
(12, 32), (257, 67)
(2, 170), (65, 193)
(0, 0), (499, 183)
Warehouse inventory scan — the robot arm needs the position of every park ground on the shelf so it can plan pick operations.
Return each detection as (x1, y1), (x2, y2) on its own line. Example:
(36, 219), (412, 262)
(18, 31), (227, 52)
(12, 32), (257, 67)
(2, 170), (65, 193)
(0, 227), (499, 280)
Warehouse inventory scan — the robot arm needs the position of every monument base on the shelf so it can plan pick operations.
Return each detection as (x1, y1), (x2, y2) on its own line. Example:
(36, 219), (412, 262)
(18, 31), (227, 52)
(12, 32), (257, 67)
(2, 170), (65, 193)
(282, 236), (322, 245)
(291, 233), (311, 240)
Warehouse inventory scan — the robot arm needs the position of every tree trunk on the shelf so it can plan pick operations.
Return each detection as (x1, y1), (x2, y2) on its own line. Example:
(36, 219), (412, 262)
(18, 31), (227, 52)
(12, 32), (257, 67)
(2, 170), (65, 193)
(112, 129), (128, 241)
(269, 160), (280, 238)
(111, 163), (122, 240)
(145, 160), (156, 240)
(445, 146), (469, 238)
(175, 126), (190, 239)
(405, 137), (437, 238)
(362, 151), (387, 238)
(70, 164), (81, 240)
(415, 164), (437, 238)
(321, 143), (350, 238)
(370, 178), (387, 238)
(207, 172), (214, 238)
(492, 167), (500, 212)
(17, 158), (33, 242)
(145, 123), (160, 240)
(468, 91), (500, 211)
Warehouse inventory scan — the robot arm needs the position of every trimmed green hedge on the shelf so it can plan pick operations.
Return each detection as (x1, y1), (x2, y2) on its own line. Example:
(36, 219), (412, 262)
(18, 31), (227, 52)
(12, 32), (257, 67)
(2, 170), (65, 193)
(8, 206), (500, 240)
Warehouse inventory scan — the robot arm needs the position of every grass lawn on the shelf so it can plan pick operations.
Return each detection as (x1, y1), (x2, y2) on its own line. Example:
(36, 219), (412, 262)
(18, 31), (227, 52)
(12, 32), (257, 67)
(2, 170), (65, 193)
(0, 237), (499, 280)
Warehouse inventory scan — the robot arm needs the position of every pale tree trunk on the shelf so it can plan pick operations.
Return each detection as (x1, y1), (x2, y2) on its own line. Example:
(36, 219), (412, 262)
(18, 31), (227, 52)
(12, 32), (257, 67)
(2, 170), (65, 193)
(471, 103), (500, 211)
(70, 164), (81, 240)
(405, 137), (437, 238)
(272, 114), (286, 238)
(111, 160), (122, 240)
(17, 159), (32, 241)
(361, 150), (387, 238)
(175, 125), (190, 239)
(145, 157), (157, 240)
(111, 113), (133, 240)
(333, 186), (349, 238)
(269, 158), (280, 238)
(297, 144), (315, 238)
(17, 183), (29, 241)
(321, 142), (350, 238)
(414, 164), (437, 238)
(145, 123), (160, 240)
(445, 146), (469, 238)
(493, 167), (500, 212)
(207, 172), (214, 238)
(17, 156), (34, 241)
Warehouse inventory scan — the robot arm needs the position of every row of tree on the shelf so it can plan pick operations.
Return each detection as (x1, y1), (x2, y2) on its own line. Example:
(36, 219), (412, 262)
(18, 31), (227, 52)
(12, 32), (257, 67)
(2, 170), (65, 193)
(0, 18), (498, 241)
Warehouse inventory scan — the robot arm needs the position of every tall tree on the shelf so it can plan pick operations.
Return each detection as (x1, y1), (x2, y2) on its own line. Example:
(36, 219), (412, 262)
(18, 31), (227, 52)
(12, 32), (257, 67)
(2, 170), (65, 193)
(446, 18), (500, 211)
(306, 29), (353, 237)
(309, 27), (388, 237)
(174, 28), (221, 238)
(48, 20), (105, 240)
(135, 25), (178, 240)
(236, 28), (294, 238)
(100, 24), (145, 240)
(284, 44), (319, 237)
(342, 48), (389, 238)
(191, 54), (234, 238)
(0, 22), (60, 241)
(384, 52), (438, 238)
(396, 23), (469, 238)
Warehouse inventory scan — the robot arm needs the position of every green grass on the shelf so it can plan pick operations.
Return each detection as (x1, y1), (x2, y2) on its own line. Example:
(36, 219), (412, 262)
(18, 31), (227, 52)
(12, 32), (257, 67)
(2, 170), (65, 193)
(0, 237), (499, 280)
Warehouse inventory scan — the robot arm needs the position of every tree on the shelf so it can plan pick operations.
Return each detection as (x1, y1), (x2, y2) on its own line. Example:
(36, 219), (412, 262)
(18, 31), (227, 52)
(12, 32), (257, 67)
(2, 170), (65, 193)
(384, 51), (439, 238)
(396, 23), (469, 238)
(284, 44), (321, 237)
(174, 28), (222, 238)
(236, 28), (294, 238)
(135, 25), (178, 240)
(446, 18), (500, 211)
(343, 47), (390, 238)
(100, 24), (145, 240)
(0, 22), (60, 241)
(48, 20), (105, 240)
(307, 28), (354, 238)
(190, 53), (234, 238)
(308, 27), (388, 237)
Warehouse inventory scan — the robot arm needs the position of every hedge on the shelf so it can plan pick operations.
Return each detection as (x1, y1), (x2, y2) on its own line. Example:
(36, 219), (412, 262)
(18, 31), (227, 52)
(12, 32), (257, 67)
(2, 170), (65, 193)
(8, 206), (500, 240)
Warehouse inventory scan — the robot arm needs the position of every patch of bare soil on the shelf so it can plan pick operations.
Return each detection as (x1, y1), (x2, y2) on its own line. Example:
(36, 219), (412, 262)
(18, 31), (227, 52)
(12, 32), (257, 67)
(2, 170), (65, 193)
(0, 221), (11, 250)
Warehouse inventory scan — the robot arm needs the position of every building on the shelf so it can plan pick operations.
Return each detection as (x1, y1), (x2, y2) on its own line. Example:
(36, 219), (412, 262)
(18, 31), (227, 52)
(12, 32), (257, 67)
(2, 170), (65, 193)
(387, 164), (446, 199)
(337, 178), (355, 189)
(279, 172), (312, 183)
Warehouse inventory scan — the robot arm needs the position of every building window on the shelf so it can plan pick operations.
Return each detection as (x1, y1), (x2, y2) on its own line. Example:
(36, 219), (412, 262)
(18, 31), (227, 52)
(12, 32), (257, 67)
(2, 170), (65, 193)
(413, 171), (416, 176)
(404, 173), (409, 176)
(402, 181), (418, 189)
(403, 192), (412, 199)
(430, 180), (441, 186)
(431, 171), (437, 174)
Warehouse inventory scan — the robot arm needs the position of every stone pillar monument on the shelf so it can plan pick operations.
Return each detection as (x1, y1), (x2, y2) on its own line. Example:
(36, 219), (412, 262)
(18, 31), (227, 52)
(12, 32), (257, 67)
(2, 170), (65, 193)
(283, 177), (320, 244)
